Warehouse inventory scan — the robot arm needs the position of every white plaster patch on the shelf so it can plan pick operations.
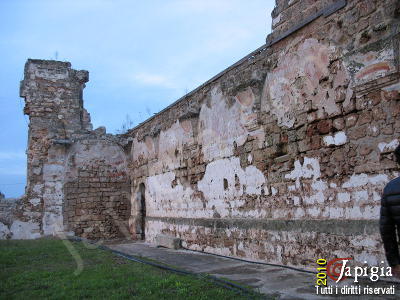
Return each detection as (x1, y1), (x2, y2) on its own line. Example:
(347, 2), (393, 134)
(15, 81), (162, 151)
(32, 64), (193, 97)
(156, 120), (195, 171)
(32, 184), (43, 194)
(354, 252), (378, 266)
(198, 86), (261, 162)
(362, 205), (380, 219)
(42, 211), (64, 236)
(204, 246), (232, 256)
(198, 157), (266, 198)
(323, 131), (347, 146)
(344, 206), (363, 219)
(198, 157), (266, 217)
(327, 207), (344, 218)
(294, 208), (305, 218)
(332, 250), (350, 259)
(272, 14), (281, 27)
(32, 167), (41, 175)
(305, 180), (327, 204)
(342, 173), (389, 188)
(351, 237), (378, 248)
(132, 136), (156, 163)
(372, 191), (381, 202)
(353, 190), (368, 202)
(271, 187), (278, 196)
(146, 172), (196, 218)
(285, 157), (329, 206)
(292, 196), (300, 205)
(29, 198), (41, 206)
(307, 207), (320, 217)
(285, 157), (321, 188)
(378, 139), (399, 153)
(311, 180), (328, 192)
(43, 164), (64, 181)
(10, 220), (41, 239)
(337, 192), (350, 203)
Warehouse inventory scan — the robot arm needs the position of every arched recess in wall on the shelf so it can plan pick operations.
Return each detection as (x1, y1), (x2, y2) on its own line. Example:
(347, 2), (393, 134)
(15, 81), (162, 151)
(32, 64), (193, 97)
(63, 139), (131, 239)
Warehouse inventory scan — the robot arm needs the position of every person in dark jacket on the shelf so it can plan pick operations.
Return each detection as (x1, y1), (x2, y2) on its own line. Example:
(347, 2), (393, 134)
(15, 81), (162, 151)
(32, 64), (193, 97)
(380, 144), (400, 277)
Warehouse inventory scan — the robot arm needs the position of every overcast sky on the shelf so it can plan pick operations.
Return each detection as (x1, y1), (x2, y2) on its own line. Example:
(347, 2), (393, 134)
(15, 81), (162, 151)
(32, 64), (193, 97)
(0, 0), (273, 197)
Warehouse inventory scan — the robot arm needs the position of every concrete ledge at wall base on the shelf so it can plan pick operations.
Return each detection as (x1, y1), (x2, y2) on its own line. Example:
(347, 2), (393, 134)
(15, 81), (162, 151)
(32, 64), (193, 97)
(155, 234), (182, 250)
(147, 217), (380, 236)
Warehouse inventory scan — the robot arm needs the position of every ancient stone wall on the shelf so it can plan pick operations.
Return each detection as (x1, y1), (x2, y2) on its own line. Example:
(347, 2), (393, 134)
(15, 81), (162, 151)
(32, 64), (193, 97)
(125, 0), (400, 267)
(18, 59), (90, 237)
(0, 60), (131, 239)
(0, 197), (20, 239)
(2, 0), (400, 269)
(269, 0), (345, 42)
(63, 139), (130, 239)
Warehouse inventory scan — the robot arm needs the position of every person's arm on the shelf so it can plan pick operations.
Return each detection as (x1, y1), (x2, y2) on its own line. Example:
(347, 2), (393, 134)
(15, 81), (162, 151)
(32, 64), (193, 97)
(379, 194), (400, 267)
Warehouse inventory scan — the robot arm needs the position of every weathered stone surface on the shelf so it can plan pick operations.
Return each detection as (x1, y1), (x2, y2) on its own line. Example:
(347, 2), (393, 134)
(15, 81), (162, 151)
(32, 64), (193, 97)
(10, 220), (41, 239)
(3, 59), (132, 240)
(3, 0), (400, 270)
(0, 222), (11, 239)
(155, 234), (182, 250)
(63, 140), (130, 240)
(0, 197), (19, 226)
(124, 0), (400, 267)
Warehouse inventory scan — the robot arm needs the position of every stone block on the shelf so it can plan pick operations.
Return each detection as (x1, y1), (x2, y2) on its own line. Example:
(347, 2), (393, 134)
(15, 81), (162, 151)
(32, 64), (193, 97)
(155, 234), (182, 250)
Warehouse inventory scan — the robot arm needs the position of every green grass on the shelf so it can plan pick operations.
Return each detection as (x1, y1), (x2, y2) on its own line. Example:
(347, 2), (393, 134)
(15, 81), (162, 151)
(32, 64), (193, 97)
(0, 239), (260, 299)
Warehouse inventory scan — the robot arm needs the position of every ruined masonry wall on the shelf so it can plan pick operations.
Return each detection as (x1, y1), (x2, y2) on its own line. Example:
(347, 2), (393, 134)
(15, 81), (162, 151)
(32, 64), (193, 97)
(126, 0), (400, 267)
(2, 0), (400, 269)
(0, 60), (131, 239)
(63, 140), (130, 239)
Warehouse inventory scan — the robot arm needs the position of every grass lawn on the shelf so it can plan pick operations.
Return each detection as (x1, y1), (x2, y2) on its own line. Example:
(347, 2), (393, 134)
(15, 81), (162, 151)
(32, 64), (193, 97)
(0, 239), (260, 299)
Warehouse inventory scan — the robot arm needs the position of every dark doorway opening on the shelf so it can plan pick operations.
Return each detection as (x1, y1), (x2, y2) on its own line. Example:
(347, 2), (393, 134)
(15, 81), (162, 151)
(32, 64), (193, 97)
(139, 183), (146, 240)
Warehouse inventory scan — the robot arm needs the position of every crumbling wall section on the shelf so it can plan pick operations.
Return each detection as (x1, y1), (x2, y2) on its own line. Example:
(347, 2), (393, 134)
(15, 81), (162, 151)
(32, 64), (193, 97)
(63, 139), (130, 239)
(0, 197), (21, 239)
(0, 196), (18, 226)
(17, 59), (90, 237)
(126, 0), (400, 267)
(4, 0), (400, 269)
(2, 60), (131, 240)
